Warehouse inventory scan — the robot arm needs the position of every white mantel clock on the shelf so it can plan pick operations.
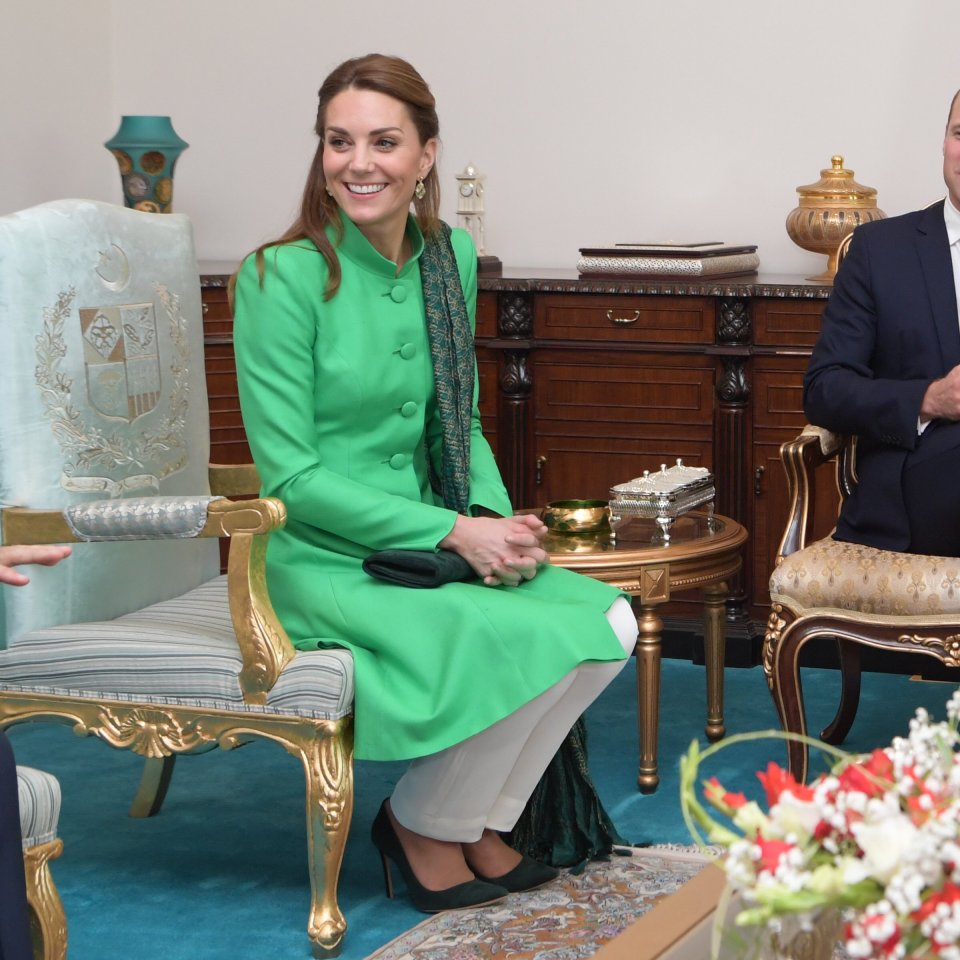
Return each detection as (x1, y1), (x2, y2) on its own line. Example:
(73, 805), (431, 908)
(455, 163), (501, 275)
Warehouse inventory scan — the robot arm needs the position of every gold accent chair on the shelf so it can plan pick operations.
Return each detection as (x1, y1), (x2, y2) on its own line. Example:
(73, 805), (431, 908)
(18, 765), (66, 960)
(766, 425), (960, 782)
(0, 200), (353, 956)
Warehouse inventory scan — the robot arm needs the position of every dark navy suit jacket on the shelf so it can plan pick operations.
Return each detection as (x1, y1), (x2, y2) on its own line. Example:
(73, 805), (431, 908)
(804, 201), (960, 550)
(0, 731), (30, 960)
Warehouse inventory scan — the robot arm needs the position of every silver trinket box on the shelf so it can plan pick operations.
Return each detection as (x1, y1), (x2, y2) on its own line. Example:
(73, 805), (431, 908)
(609, 459), (715, 541)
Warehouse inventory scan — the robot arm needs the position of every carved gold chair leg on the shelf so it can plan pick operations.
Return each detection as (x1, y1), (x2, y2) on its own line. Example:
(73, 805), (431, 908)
(129, 755), (177, 818)
(295, 720), (354, 959)
(24, 838), (66, 960)
(820, 640), (862, 745)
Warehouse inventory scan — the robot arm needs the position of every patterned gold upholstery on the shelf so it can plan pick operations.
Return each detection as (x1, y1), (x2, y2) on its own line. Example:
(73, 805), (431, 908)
(771, 539), (960, 618)
(765, 425), (960, 782)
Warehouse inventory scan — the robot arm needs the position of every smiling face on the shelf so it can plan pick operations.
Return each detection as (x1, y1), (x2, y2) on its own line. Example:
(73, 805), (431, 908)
(322, 87), (437, 260)
(944, 91), (960, 211)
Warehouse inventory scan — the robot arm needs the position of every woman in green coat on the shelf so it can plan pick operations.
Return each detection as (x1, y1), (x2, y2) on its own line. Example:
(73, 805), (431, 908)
(233, 54), (636, 913)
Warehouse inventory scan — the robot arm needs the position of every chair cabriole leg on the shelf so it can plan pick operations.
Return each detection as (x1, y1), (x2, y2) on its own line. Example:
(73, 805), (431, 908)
(129, 755), (176, 818)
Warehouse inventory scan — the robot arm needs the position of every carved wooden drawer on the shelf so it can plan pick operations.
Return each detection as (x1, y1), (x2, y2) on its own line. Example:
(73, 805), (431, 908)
(752, 298), (824, 348)
(531, 348), (715, 504)
(203, 344), (252, 465)
(475, 291), (497, 339)
(201, 287), (233, 338)
(534, 294), (714, 344)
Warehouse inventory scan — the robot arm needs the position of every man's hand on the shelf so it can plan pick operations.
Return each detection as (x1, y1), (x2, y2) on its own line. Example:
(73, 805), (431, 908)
(439, 514), (549, 587)
(0, 544), (72, 587)
(921, 364), (960, 422)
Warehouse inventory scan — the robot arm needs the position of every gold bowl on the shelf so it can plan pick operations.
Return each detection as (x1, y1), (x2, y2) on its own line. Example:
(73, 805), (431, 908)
(543, 499), (611, 535)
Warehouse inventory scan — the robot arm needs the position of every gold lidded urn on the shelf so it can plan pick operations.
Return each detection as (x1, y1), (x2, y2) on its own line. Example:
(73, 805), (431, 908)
(786, 155), (885, 283)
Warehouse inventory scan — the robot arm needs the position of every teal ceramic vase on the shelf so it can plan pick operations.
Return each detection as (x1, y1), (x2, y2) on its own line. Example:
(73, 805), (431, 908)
(104, 115), (189, 213)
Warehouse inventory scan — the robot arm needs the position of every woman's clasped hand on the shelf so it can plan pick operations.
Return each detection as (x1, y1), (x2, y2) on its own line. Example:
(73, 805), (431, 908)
(439, 513), (548, 587)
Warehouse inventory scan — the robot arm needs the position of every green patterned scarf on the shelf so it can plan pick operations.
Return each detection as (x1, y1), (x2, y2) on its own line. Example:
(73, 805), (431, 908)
(419, 224), (624, 867)
(420, 223), (474, 515)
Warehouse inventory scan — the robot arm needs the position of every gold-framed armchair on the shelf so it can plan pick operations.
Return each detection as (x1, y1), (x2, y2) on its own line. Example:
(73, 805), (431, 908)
(18, 764), (66, 960)
(765, 425), (960, 782)
(0, 200), (354, 956)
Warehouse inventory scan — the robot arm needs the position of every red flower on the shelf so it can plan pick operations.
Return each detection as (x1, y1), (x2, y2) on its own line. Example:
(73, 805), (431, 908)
(850, 911), (902, 958)
(756, 762), (814, 805)
(754, 837), (795, 873)
(836, 749), (893, 797)
(911, 881), (960, 923)
(705, 777), (747, 810)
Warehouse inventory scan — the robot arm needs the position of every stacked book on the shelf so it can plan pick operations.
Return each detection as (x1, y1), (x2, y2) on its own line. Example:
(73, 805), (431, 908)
(577, 242), (759, 279)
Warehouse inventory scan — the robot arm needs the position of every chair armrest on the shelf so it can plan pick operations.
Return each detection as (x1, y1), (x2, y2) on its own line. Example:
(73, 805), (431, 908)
(776, 425), (846, 560)
(2, 496), (281, 544)
(209, 498), (296, 702)
(1, 497), (295, 703)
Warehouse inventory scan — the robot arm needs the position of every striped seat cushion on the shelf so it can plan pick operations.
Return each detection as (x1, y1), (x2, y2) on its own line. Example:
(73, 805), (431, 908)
(17, 765), (61, 848)
(0, 576), (353, 721)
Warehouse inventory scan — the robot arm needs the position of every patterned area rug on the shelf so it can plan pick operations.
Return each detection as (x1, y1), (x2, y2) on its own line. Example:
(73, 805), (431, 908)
(365, 846), (713, 960)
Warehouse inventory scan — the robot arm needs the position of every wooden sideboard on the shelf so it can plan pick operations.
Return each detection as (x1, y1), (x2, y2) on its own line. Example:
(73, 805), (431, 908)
(199, 264), (842, 640)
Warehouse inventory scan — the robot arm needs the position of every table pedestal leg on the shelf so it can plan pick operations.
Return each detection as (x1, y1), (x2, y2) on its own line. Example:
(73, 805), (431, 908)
(635, 605), (662, 793)
(703, 581), (728, 742)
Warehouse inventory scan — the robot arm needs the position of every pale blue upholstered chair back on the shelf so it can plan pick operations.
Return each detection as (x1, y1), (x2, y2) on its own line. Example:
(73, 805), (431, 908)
(0, 199), (219, 644)
(0, 200), (355, 958)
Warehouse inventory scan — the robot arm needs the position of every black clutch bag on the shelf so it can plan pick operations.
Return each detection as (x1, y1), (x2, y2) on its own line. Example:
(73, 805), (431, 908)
(361, 549), (476, 588)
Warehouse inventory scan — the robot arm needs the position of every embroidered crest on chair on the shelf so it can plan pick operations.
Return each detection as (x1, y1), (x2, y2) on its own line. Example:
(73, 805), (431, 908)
(81, 304), (160, 422)
(35, 276), (191, 497)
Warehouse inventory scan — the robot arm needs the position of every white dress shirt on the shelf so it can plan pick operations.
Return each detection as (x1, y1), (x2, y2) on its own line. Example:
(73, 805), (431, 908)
(945, 194), (960, 313)
(917, 197), (960, 434)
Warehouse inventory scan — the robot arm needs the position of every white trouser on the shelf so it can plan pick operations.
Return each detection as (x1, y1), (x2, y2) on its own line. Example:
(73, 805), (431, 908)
(390, 595), (637, 841)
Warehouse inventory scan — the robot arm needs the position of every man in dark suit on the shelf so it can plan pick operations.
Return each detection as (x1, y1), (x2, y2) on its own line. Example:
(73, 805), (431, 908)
(0, 544), (70, 960)
(804, 89), (960, 556)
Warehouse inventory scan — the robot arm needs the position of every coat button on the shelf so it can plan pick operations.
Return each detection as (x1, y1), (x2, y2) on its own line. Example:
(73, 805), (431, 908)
(400, 401), (418, 418)
(399, 343), (416, 359)
(389, 453), (407, 470)
(390, 285), (407, 303)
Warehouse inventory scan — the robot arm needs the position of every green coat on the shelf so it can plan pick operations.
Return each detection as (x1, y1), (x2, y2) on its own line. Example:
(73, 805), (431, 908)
(233, 215), (625, 760)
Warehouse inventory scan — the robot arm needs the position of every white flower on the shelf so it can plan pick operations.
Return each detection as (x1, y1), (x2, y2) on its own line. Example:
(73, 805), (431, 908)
(840, 855), (874, 886)
(767, 792), (820, 839)
(851, 813), (919, 883)
(682, 688), (960, 954)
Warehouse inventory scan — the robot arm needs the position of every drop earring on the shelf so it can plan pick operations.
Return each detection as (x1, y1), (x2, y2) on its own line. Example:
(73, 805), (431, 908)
(414, 177), (426, 200)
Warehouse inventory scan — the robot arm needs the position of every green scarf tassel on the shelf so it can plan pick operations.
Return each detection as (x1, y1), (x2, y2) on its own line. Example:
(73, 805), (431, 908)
(507, 717), (626, 867)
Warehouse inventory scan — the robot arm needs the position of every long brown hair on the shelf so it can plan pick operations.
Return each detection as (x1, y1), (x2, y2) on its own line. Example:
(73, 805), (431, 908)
(239, 54), (441, 302)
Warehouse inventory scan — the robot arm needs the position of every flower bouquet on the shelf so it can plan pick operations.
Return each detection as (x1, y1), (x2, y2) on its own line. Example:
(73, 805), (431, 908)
(680, 691), (960, 960)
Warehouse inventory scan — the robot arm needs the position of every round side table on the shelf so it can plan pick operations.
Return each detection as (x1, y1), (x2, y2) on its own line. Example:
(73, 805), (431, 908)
(544, 510), (748, 792)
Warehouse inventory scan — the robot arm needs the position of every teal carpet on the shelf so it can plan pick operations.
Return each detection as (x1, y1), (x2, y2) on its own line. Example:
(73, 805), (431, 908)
(7, 658), (956, 960)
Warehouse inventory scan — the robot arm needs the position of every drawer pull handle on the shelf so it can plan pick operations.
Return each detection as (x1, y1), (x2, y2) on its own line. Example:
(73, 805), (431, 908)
(202, 303), (209, 315)
(607, 310), (640, 325)
(754, 465), (765, 497)
(535, 455), (547, 486)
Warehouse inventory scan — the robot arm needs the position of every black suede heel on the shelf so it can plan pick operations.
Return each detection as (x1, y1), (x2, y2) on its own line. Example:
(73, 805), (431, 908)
(371, 800), (508, 913)
(473, 854), (559, 892)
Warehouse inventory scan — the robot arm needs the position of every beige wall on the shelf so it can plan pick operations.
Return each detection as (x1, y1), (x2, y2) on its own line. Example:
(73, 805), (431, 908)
(3, 0), (958, 275)
(1, 1), (115, 213)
